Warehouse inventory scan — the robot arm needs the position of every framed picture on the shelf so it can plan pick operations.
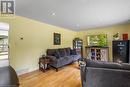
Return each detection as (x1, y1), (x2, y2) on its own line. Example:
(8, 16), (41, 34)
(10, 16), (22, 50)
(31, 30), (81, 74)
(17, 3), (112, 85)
(54, 33), (61, 45)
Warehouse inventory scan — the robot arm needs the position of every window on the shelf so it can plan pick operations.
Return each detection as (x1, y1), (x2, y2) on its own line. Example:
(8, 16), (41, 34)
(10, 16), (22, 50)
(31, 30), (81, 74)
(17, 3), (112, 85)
(0, 22), (9, 67)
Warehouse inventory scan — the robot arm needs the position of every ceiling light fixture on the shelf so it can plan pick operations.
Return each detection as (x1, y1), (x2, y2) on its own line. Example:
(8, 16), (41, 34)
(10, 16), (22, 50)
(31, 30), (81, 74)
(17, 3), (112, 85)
(52, 13), (56, 16)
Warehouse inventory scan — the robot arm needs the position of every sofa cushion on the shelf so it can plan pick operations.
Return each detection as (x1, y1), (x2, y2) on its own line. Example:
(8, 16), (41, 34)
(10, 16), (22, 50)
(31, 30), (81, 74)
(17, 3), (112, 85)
(71, 54), (81, 61)
(86, 59), (122, 70)
(47, 49), (56, 56)
(54, 50), (61, 58)
(58, 48), (67, 57)
(65, 47), (71, 56)
(56, 56), (73, 67)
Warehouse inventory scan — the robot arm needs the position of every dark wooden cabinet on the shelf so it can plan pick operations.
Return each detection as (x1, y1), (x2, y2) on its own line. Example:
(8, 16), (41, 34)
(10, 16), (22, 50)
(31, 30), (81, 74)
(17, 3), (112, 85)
(112, 40), (130, 63)
(73, 38), (83, 57)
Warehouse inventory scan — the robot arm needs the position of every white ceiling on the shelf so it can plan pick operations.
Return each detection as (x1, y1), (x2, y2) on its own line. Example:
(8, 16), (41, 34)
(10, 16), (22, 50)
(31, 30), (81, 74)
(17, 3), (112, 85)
(16, 0), (130, 31)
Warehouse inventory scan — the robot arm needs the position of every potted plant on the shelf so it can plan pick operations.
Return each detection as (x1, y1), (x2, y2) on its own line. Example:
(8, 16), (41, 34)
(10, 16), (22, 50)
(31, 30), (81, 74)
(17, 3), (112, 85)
(113, 32), (119, 40)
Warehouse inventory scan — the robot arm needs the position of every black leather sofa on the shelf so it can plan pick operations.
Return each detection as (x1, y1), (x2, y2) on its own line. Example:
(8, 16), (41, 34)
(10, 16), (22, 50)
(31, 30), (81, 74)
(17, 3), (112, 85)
(80, 59), (130, 87)
(46, 47), (81, 71)
(0, 66), (19, 87)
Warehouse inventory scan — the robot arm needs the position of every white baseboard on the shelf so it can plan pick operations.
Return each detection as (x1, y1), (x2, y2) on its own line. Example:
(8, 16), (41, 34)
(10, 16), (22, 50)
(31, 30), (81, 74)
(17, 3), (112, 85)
(16, 67), (39, 76)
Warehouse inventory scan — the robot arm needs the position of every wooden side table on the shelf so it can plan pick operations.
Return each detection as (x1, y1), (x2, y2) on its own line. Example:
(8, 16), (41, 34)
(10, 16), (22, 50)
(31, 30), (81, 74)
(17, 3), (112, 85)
(39, 56), (50, 72)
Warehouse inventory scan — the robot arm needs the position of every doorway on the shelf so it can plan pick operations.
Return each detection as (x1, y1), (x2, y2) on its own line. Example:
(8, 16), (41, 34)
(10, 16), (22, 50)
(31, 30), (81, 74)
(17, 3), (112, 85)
(0, 22), (9, 67)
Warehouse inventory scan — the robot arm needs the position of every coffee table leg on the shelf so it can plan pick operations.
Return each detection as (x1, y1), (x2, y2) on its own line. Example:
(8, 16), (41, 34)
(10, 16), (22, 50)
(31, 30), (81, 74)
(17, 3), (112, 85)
(43, 64), (45, 72)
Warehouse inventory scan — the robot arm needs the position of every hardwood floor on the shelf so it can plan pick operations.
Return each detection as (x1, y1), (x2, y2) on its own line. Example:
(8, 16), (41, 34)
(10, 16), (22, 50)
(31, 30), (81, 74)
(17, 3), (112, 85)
(19, 63), (82, 87)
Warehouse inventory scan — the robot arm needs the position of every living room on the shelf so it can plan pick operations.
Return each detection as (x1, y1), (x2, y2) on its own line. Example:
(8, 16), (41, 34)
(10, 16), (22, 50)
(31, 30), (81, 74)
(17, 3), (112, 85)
(0, 0), (130, 87)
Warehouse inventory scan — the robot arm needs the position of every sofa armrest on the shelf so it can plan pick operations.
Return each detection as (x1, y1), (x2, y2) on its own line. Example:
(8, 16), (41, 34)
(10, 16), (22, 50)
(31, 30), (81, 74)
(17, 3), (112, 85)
(80, 60), (87, 87)
(70, 49), (77, 55)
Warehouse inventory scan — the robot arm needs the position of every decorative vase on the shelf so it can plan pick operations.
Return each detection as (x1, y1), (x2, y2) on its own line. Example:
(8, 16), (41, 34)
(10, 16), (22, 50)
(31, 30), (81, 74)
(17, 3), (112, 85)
(113, 37), (119, 40)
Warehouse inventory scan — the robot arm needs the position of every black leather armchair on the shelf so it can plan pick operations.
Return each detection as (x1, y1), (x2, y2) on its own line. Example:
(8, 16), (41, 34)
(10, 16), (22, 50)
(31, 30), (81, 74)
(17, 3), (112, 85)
(80, 59), (130, 87)
(0, 66), (19, 87)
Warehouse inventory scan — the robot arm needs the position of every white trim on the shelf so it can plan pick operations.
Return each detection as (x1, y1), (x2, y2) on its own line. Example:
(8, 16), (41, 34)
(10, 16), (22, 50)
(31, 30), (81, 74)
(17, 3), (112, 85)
(16, 67), (39, 76)
(0, 22), (9, 30)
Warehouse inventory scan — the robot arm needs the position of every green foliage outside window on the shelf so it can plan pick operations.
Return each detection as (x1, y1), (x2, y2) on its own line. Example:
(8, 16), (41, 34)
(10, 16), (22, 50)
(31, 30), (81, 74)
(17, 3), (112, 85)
(87, 34), (107, 46)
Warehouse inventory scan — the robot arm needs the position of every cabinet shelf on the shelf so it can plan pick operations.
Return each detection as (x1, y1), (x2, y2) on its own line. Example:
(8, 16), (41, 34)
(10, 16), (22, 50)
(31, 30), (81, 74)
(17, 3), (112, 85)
(86, 46), (109, 61)
(73, 38), (83, 57)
